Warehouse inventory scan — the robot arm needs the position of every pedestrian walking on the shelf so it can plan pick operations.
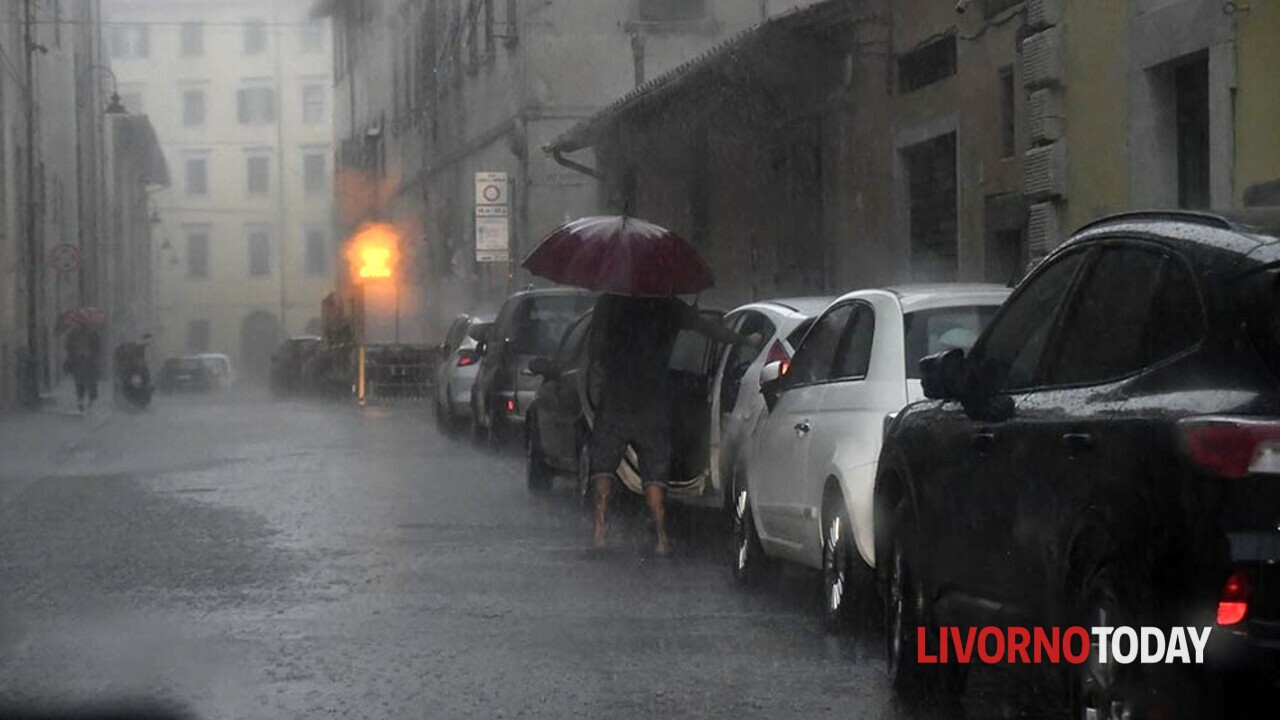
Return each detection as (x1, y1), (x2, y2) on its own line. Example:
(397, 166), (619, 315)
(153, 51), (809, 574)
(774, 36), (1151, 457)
(63, 322), (102, 412)
(585, 293), (756, 555)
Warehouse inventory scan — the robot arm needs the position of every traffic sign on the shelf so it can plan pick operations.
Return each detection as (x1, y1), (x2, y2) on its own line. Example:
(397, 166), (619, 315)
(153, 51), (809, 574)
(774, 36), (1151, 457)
(49, 243), (81, 273)
(476, 215), (510, 263)
(475, 171), (509, 206)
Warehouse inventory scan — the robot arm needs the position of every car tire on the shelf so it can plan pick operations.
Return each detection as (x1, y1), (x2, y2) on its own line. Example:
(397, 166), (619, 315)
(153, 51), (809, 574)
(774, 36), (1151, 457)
(1070, 568), (1156, 720)
(525, 419), (553, 494)
(730, 482), (771, 587)
(885, 500), (966, 698)
(822, 501), (868, 635)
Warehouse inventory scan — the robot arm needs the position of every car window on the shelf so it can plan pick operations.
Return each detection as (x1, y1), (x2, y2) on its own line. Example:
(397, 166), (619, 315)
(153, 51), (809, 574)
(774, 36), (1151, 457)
(444, 317), (468, 351)
(973, 249), (1086, 393)
(1045, 246), (1203, 386)
(554, 313), (592, 367)
(784, 303), (853, 388)
(510, 295), (594, 356)
(785, 317), (816, 351)
(903, 305), (1000, 379)
(669, 311), (723, 375)
(719, 311), (777, 411)
(831, 304), (875, 380)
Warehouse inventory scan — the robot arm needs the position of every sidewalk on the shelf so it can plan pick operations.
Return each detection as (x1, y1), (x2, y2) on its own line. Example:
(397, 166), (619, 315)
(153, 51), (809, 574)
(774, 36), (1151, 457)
(0, 381), (113, 485)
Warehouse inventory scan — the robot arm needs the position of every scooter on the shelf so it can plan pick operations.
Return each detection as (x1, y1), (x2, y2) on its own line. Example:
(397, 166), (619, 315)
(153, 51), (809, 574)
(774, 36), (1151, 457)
(114, 342), (154, 410)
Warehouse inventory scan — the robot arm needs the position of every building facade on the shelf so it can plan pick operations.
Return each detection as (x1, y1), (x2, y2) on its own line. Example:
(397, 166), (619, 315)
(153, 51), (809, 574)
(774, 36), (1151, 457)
(0, 0), (156, 409)
(104, 0), (336, 381)
(326, 0), (814, 339)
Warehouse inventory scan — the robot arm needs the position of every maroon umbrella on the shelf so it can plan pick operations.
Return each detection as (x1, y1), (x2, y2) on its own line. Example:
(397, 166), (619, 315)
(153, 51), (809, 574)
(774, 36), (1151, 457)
(521, 216), (714, 297)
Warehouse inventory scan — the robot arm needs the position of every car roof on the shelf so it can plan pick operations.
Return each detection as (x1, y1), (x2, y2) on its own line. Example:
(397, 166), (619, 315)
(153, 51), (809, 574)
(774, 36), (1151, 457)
(750, 296), (837, 316)
(505, 287), (595, 301)
(879, 284), (1012, 313)
(1067, 208), (1280, 271)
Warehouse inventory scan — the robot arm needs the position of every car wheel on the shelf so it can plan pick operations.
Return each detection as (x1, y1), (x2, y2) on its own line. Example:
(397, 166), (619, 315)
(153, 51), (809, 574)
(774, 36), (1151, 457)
(822, 502), (865, 635)
(525, 420), (553, 493)
(885, 501), (965, 698)
(1071, 569), (1147, 720)
(730, 482), (770, 586)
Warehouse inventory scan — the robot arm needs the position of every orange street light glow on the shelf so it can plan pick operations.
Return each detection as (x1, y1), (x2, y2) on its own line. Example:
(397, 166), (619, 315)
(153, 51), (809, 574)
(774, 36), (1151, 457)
(345, 222), (401, 284)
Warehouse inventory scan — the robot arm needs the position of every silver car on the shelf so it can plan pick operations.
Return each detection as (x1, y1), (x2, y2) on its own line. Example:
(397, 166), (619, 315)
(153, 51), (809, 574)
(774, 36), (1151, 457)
(434, 313), (492, 432)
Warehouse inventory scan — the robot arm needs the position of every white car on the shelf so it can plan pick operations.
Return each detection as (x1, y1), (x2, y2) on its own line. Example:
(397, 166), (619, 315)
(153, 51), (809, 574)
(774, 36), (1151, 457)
(701, 297), (834, 509)
(195, 353), (235, 390)
(732, 284), (1010, 632)
(434, 313), (492, 432)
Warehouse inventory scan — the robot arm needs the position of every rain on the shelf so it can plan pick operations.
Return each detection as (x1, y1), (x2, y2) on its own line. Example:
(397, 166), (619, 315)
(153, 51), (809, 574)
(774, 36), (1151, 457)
(1, 1), (1279, 719)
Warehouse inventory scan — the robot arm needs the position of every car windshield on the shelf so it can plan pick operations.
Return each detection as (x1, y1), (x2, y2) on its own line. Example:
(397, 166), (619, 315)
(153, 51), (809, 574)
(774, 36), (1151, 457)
(903, 305), (1001, 379)
(510, 295), (594, 355)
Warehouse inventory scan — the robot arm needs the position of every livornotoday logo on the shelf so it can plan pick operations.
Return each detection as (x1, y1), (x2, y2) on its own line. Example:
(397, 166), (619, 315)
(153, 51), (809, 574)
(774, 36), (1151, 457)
(916, 627), (1213, 664)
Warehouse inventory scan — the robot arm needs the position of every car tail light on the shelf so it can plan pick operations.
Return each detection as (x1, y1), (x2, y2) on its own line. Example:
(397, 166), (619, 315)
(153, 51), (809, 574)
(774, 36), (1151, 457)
(1179, 417), (1280, 479)
(506, 398), (517, 413)
(456, 351), (475, 367)
(765, 340), (790, 376)
(1217, 570), (1252, 626)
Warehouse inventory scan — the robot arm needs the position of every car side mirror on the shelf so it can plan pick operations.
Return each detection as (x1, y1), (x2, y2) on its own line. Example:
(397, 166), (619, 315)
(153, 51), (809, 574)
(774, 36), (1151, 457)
(525, 356), (555, 378)
(759, 360), (784, 412)
(920, 348), (966, 400)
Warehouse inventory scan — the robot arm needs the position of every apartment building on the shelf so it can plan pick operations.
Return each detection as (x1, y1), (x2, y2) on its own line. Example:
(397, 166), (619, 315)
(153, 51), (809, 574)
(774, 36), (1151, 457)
(104, 0), (335, 381)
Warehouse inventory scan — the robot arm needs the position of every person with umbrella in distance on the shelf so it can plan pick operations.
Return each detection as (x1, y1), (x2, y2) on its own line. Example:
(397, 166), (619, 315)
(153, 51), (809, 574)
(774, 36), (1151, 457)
(59, 308), (105, 413)
(523, 216), (759, 556)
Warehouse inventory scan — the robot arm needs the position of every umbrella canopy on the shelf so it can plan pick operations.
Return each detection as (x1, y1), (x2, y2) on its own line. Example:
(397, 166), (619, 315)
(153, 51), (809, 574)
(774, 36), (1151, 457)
(57, 307), (106, 331)
(521, 216), (714, 297)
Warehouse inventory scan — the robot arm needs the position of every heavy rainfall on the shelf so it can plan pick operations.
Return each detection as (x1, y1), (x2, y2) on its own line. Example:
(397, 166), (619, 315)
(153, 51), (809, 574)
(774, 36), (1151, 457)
(0, 1), (1278, 719)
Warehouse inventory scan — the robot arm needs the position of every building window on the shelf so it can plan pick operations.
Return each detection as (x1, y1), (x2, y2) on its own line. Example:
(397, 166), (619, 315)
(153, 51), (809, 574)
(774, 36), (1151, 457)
(186, 319), (211, 353)
(244, 20), (267, 55)
(119, 90), (143, 114)
(247, 156), (270, 194)
(186, 231), (210, 278)
(303, 153), (326, 193)
(185, 158), (208, 196)
(902, 132), (958, 281)
(638, 0), (707, 22)
(248, 229), (271, 276)
(237, 87), (275, 124)
(897, 34), (957, 94)
(300, 21), (324, 53)
(999, 66), (1016, 159)
(181, 22), (203, 56)
(183, 89), (205, 127)
(305, 230), (327, 276)
(302, 84), (325, 124)
(109, 24), (148, 59)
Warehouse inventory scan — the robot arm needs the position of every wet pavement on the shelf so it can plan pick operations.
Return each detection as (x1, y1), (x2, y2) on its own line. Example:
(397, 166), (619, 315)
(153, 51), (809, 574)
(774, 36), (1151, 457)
(0, 391), (1063, 719)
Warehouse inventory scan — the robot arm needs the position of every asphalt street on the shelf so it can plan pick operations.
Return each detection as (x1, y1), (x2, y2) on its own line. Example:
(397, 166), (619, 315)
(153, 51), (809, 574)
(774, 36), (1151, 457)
(0, 391), (1063, 719)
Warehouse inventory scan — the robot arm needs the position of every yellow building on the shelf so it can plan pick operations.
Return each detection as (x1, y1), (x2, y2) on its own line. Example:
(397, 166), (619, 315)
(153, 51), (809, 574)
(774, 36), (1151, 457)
(104, 0), (335, 381)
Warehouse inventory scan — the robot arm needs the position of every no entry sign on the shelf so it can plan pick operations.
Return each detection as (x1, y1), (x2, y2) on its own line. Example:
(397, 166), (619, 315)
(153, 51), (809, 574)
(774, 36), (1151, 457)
(49, 243), (81, 273)
(475, 172), (509, 206)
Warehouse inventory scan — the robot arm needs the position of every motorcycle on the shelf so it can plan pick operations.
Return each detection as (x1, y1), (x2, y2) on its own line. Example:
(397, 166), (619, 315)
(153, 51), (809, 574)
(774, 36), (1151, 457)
(114, 341), (154, 410)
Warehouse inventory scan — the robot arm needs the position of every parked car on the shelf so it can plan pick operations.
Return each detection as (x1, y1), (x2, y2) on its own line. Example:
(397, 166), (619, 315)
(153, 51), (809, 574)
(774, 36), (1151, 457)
(434, 314), (493, 431)
(470, 288), (596, 444)
(270, 336), (321, 397)
(734, 284), (1009, 633)
(195, 353), (235, 389)
(873, 210), (1280, 716)
(523, 304), (729, 497)
(158, 356), (215, 393)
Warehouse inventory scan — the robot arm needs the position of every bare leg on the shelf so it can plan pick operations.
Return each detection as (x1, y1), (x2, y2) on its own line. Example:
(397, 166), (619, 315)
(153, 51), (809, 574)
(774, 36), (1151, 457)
(592, 474), (613, 548)
(645, 484), (669, 555)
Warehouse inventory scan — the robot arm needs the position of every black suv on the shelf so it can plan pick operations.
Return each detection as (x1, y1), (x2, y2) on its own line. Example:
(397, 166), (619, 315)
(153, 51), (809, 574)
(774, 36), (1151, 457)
(874, 210), (1280, 717)
(469, 288), (596, 444)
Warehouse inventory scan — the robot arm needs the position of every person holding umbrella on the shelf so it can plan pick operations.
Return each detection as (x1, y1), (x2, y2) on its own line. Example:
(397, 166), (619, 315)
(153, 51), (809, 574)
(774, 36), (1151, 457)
(523, 216), (758, 555)
(59, 308), (105, 413)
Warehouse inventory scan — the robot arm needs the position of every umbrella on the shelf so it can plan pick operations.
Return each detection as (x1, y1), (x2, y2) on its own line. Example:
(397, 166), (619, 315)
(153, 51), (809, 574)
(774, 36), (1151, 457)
(56, 307), (106, 331)
(521, 216), (714, 297)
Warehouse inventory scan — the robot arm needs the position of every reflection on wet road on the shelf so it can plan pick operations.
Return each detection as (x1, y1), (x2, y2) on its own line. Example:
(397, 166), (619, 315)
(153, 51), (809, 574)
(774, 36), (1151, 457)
(0, 394), (1063, 719)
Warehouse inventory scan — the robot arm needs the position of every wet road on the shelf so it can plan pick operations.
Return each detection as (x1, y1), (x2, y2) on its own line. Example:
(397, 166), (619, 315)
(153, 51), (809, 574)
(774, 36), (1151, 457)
(0, 393), (1061, 719)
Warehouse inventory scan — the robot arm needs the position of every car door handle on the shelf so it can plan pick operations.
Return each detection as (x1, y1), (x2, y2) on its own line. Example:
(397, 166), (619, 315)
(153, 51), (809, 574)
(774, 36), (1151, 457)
(1062, 432), (1094, 455)
(794, 421), (811, 436)
(971, 430), (996, 452)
